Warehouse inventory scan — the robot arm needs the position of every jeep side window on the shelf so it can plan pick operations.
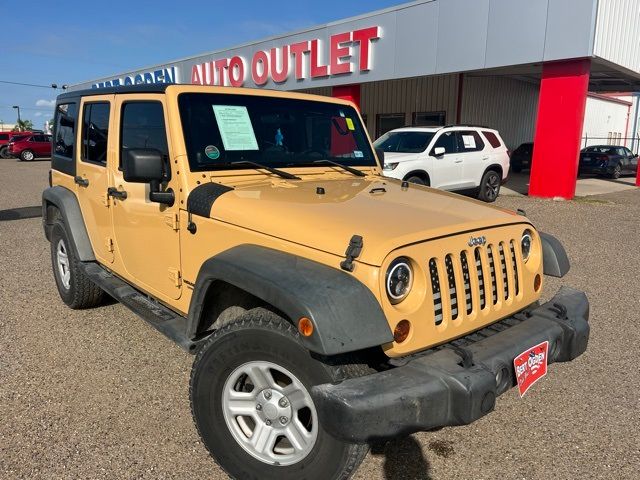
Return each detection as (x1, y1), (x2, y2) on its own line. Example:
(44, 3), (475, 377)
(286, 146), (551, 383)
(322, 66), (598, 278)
(82, 102), (110, 165)
(54, 103), (77, 159)
(120, 102), (169, 171)
(431, 131), (457, 156)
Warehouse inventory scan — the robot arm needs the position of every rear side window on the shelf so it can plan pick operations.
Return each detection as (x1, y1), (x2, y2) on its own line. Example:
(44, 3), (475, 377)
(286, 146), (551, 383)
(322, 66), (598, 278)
(432, 131), (458, 154)
(482, 131), (502, 148)
(54, 103), (77, 159)
(0, 134), (8, 140)
(457, 131), (485, 153)
(82, 102), (110, 165)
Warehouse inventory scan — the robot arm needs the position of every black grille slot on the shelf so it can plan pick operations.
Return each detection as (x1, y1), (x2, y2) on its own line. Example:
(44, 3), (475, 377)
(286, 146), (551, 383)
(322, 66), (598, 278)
(510, 240), (520, 296)
(444, 255), (458, 320)
(498, 243), (509, 299)
(460, 252), (473, 314)
(475, 248), (486, 309)
(487, 246), (498, 304)
(429, 259), (443, 325)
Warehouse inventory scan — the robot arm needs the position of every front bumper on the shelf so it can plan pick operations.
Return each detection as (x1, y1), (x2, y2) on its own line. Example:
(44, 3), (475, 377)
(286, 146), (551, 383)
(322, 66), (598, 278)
(311, 287), (589, 442)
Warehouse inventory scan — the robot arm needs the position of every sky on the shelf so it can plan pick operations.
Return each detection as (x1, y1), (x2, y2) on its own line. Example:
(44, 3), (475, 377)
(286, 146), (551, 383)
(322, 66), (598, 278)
(0, 0), (402, 131)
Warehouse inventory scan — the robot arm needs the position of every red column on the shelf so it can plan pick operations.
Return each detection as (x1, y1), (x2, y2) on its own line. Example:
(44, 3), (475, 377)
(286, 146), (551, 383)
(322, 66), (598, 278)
(529, 59), (591, 199)
(332, 84), (361, 110)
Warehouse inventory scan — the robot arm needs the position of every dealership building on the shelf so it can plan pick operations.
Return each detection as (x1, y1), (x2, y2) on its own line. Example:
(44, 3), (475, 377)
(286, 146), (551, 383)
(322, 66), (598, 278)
(72, 0), (640, 199)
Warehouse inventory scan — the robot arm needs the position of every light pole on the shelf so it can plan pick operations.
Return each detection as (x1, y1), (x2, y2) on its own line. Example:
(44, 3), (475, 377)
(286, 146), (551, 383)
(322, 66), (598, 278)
(12, 106), (21, 129)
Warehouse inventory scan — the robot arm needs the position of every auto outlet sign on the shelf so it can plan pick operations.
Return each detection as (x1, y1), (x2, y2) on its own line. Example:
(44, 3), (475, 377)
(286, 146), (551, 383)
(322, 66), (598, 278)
(91, 26), (381, 90)
(190, 27), (380, 88)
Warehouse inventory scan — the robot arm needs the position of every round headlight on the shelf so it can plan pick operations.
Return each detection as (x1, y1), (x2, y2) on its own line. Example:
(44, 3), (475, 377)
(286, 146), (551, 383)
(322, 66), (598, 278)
(521, 229), (533, 262)
(386, 257), (413, 304)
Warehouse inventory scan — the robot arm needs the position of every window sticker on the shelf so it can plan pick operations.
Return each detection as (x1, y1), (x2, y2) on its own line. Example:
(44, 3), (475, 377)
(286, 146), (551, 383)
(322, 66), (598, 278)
(204, 145), (220, 160)
(212, 105), (259, 151)
(353, 150), (364, 158)
(462, 134), (476, 149)
(345, 118), (355, 131)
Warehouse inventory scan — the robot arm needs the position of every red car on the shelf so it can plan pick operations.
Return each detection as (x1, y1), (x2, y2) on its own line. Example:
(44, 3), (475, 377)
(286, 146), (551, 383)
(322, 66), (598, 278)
(8, 133), (52, 161)
(0, 132), (14, 158)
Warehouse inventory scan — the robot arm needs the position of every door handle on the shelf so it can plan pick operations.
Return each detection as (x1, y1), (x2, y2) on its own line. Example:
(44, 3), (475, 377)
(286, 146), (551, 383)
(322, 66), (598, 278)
(107, 187), (128, 200)
(74, 176), (89, 187)
(454, 160), (463, 163)
(482, 157), (489, 161)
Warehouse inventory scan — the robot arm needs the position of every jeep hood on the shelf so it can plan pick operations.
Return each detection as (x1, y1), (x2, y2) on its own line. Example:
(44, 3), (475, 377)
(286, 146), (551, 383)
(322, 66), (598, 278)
(207, 177), (525, 266)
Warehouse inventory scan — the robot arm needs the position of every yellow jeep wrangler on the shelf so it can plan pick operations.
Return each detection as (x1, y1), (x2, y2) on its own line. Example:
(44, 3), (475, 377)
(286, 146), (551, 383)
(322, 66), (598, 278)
(43, 84), (589, 480)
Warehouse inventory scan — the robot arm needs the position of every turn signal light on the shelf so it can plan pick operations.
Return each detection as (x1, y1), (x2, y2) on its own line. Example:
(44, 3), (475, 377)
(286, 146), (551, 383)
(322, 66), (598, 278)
(393, 320), (411, 344)
(298, 317), (314, 337)
(534, 274), (542, 292)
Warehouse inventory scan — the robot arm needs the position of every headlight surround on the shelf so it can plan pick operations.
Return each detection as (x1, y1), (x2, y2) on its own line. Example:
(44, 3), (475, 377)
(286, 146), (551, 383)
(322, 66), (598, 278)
(521, 229), (533, 262)
(383, 162), (399, 171)
(386, 257), (413, 304)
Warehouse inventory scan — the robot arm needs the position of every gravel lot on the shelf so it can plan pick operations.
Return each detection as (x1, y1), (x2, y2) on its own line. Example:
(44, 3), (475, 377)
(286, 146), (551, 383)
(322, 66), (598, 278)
(1, 159), (638, 480)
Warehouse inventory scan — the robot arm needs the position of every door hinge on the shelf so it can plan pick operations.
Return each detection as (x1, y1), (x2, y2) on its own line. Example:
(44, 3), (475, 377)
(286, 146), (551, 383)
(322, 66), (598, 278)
(105, 237), (114, 252)
(164, 212), (179, 231)
(101, 193), (111, 207)
(168, 267), (182, 287)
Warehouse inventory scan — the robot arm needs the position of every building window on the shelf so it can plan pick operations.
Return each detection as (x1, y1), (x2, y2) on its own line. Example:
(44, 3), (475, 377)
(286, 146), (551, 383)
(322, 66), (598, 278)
(376, 113), (405, 138)
(413, 111), (446, 127)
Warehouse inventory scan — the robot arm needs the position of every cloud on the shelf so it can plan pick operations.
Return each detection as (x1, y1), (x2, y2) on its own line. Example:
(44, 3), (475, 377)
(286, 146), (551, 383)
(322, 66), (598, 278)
(35, 99), (55, 108)
(34, 112), (42, 117)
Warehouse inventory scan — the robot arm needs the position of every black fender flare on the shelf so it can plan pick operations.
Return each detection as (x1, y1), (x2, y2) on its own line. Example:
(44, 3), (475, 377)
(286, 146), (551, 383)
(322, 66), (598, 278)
(42, 186), (95, 261)
(540, 232), (570, 278)
(187, 245), (393, 355)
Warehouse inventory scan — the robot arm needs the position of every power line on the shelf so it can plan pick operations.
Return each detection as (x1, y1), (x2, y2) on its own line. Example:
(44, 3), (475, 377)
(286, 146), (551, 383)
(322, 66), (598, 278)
(0, 80), (67, 89)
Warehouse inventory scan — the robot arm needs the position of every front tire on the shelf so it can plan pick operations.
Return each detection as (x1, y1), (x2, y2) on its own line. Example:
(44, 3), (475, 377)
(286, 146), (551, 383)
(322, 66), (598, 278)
(50, 218), (105, 309)
(405, 175), (428, 186)
(477, 170), (501, 202)
(190, 309), (369, 480)
(0, 146), (10, 159)
(20, 149), (34, 161)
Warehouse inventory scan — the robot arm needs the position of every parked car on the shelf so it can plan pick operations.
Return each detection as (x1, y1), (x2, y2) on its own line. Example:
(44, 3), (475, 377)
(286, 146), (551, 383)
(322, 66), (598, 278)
(510, 142), (533, 172)
(7, 133), (52, 161)
(374, 125), (510, 202)
(0, 132), (12, 159)
(579, 145), (639, 179)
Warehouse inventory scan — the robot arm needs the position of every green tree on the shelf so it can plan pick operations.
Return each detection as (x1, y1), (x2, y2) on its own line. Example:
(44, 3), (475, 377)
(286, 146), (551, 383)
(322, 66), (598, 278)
(12, 119), (34, 132)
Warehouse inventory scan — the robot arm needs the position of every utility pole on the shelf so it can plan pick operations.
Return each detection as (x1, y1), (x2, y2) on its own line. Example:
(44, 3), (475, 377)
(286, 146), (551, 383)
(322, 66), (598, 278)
(12, 106), (21, 129)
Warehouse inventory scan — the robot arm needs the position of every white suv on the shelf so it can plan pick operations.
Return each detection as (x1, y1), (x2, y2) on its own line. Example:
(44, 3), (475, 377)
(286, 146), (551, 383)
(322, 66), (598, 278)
(374, 126), (510, 202)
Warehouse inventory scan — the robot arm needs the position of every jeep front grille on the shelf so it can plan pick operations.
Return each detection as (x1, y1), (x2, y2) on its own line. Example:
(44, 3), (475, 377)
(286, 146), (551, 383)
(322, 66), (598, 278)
(428, 239), (522, 327)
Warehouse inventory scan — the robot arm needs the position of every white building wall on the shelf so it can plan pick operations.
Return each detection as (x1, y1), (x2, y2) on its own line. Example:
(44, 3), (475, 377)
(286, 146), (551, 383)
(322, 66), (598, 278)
(594, 0), (640, 75)
(460, 76), (539, 150)
(581, 95), (631, 147)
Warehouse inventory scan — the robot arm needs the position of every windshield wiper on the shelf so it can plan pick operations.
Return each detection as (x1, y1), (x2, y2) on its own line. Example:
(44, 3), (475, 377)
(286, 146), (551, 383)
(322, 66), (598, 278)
(313, 159), (366, 177)
(231, 161), (300, 180)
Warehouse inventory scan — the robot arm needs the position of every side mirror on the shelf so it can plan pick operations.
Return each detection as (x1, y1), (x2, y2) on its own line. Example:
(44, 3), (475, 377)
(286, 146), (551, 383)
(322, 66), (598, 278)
(432, 147), (446, 157)
(123, 148), (164, 183)
(375, 147), (385, 165)
(122, 148), (174, 206)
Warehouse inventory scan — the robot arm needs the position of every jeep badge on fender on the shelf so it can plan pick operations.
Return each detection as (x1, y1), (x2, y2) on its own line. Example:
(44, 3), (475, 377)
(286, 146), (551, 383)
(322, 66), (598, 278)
(42, 84), (589, 480)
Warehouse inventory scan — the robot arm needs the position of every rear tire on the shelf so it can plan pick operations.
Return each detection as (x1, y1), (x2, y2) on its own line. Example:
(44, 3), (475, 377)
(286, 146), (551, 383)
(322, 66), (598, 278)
(50, 217), (105, 309)
(20, 149), (34, 161)
(190, 308), (370, 480)
(610, 163), (622, 179)
(477, 170), (501, 202)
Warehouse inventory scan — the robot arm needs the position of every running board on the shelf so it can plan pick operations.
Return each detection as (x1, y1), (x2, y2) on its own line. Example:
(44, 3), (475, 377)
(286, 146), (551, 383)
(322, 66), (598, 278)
(80, 262), (201, 353)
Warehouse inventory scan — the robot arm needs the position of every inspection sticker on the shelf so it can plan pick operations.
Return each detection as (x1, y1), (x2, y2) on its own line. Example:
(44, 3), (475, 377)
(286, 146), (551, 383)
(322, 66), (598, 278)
(513, 340), (548, 397)
(345, 118), (355, 130)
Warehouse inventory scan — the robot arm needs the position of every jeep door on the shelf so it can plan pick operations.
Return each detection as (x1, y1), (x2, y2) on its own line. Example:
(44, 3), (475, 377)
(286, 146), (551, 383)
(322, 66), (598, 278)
(456, 130), (488, 189)
(429, 131), (462, 189)
(109, 96), (182, 302)
(75, 96), (115, 265)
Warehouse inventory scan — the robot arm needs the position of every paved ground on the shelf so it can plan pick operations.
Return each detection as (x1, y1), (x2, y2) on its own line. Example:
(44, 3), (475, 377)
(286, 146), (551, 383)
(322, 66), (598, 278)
(1, 158), (639, 480)
(502, 171), (638, 197)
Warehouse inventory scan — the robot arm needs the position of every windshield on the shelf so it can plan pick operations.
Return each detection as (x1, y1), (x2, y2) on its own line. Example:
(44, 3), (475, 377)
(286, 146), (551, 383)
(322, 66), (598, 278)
(583, 146), (616, 154)
(178, 93), (376, 172)
(374, 131), (435, 153)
